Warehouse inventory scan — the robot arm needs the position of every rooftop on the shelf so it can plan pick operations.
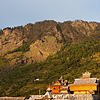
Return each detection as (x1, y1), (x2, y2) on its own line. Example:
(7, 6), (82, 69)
(73, 78), (97, 85)
(69, 71), (98, 85)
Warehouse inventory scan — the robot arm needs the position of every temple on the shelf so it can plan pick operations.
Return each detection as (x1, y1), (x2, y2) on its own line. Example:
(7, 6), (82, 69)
(69, 71), (100, 95)
(1, 71), (99, 100)
(46, 76), (68, 94)
(29, 71), (100, 100)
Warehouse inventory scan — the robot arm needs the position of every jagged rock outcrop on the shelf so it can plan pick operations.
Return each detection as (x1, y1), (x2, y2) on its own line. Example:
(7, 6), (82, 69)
(24, 35), (61, 63)
(0, 27), (27, 56)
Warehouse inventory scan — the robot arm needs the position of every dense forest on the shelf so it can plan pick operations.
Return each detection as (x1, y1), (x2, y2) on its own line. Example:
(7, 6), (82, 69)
(0, 20), (100, 98)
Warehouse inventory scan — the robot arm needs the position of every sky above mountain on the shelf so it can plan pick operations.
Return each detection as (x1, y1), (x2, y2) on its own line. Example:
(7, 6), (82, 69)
(0, 0), (100, 29)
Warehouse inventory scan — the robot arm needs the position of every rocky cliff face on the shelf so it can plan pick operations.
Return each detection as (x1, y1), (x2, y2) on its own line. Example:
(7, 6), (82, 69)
(24, 36), (61, 63)
(0, 20), (100, 74)
(0, 27), (27, 56)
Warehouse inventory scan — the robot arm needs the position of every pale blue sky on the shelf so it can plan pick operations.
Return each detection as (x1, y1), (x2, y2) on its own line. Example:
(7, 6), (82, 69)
(0, 0), (100, 29)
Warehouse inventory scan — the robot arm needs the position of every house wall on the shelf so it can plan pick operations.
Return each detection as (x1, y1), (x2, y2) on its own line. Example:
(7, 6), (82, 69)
(69, 84), (97, 92)
(47, 86), (62, 94)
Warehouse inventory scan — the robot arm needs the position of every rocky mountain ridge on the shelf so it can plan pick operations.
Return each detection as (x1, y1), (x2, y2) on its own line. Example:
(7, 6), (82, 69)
(0, 20), (100, 74)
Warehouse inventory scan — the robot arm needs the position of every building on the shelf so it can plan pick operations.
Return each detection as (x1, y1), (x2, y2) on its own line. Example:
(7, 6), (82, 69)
(69, 71), (99, 95)
(29, 88), (94, 100)
(29, 87), (53, 100)
(29, 72), (99, 100)
(46, 76), (68, 94)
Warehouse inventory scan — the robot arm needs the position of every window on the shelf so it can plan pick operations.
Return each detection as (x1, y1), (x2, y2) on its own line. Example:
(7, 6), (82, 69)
(54, 88), (56, 90)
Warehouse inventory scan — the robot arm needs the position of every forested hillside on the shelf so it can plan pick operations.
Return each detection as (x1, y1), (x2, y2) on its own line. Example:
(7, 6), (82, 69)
(0, 20), (100, 98)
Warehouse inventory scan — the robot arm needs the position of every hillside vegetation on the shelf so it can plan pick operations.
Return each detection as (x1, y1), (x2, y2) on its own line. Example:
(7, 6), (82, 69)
(0, 20), (100, 98)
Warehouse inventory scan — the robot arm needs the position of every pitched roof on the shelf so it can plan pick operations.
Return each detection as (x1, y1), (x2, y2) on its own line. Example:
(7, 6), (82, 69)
(53, 80), (62, 85)
(73, 78), (97, 85)
(41, 91), (53, 99)
(89, 88), (94, 93)
(57, 79), (60, 82)
(47, 87), (52, 91)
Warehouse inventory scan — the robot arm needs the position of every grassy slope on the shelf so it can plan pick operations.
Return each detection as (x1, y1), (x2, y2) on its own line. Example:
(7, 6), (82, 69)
(0, 37), (100, 98)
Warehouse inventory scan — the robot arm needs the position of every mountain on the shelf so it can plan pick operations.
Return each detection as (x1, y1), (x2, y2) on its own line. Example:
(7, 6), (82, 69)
(0, 20), (100, 98)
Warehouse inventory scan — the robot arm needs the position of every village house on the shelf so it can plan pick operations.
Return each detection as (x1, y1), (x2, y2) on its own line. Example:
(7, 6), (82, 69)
(46, 76), (68, 94)
(1, 71), (100, 100)
(29, 87), (53, 100)
(29, 71), (100, 100)
(29, 87), (94, 100)
(69, 71), (100, 95)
